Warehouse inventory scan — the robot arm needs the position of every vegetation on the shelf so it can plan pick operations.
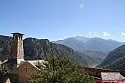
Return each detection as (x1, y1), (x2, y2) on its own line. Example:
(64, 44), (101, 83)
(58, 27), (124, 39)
(83, 51), (107, 59)
(0, 63), (10, 83)
(27, 53), (95, 83)
(97, 44), (125, 68)
(104, 56), (125, 70)
(0, 64), (10, 75)
(0, 35), (12, 61)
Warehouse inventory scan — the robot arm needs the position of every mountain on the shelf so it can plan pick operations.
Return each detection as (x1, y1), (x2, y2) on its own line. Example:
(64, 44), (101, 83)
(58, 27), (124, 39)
(97, 44), (125, 69)
(53, 36), (124, 58)
(0, 35), (12, 60)
(83, 51), (108, 59)
(104, 56), (125, 70)
(0, 35), (102, 67)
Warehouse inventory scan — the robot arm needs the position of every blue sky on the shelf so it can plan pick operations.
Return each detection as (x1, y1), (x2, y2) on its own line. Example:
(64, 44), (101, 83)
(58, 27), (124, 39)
(0, 0), (125, 42)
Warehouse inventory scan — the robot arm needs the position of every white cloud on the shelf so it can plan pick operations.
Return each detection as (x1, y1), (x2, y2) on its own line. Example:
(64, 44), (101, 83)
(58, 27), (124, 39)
(59, 37), (67, 40)
(59, 38), (63, 40)
(79, 3), (84, 9)
(81, 34), (83, 36)
(103, 31), (110, 36)
(94, 34), (99, 37)
(117, 32), (120, 34)
(121, 32), (125, 36)
(89, 32), (92, 35)
(93, 32), (99, 36)
(94, 32), (99, 37)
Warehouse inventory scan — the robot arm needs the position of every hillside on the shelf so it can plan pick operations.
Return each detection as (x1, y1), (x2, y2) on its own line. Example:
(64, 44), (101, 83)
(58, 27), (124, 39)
(0, 35), (12, 60)
(23, 38), (102, 67)
(0, 35), (102, 67)
(83, 51), (108, 59)
(97, 44), (125, 69)
(104, 56), (125, 70)
(53, 36), (124, 59)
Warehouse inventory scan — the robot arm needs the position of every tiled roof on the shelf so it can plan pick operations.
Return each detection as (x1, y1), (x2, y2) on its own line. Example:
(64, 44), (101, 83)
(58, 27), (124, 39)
(101, 72), (124, 80)
(27, 60), (47, 68)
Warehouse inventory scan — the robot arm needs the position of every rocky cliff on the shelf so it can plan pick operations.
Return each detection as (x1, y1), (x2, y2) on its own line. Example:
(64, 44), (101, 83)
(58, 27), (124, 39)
(0, 35), (102, 67)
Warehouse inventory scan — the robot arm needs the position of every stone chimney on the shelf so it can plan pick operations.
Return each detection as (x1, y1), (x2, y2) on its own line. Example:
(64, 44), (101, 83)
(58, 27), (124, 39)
(7, 32), (24, 73)
(10, 32), (24, 59)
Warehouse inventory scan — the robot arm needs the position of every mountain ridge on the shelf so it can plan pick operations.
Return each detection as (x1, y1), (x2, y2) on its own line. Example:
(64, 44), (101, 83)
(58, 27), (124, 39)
(0, 35), (102, 67)
(53, 36), (125, 59)
(97, 44), (125, 69)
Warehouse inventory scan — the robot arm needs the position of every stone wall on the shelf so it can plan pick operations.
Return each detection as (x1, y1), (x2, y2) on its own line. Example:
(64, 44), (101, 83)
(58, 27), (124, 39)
(17, 61), (38, 83)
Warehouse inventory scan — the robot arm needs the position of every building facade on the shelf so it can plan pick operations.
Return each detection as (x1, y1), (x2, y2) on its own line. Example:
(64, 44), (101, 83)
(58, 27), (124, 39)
(4, 32), (45, 83)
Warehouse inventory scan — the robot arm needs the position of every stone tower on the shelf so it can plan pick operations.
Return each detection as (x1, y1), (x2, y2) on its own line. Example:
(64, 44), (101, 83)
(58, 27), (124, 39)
(7, 32), (24, 73)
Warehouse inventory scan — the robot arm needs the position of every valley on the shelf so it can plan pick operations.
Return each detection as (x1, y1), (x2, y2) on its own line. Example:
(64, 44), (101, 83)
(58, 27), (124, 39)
(0, 35), (125, 68)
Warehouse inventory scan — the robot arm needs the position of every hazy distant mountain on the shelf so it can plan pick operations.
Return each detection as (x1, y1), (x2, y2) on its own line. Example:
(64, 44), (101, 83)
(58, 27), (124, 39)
(97, 44), (125, 69)
(0, 35), (102, 67)
(53, 36), (125, 58)
(83, 51), (108, 59)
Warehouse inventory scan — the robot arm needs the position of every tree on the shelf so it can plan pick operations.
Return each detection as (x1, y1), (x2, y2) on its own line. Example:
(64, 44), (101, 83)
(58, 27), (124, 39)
(27, 53), (95, 83)
(0, 63), (10, 83)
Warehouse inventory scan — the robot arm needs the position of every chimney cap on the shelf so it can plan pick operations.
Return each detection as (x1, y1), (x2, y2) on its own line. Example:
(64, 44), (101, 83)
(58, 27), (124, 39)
(11, 32), (24, 35)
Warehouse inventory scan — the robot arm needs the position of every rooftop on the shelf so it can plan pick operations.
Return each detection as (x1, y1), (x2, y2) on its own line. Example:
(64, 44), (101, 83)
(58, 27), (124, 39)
(11, 32), (24, 35)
